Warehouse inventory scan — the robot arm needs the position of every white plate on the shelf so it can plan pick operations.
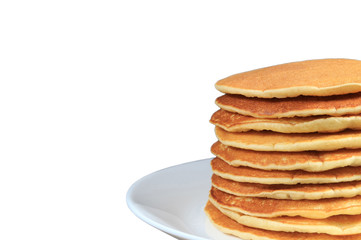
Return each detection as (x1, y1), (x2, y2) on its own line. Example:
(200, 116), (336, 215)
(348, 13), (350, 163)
(126, 158), (240, 240)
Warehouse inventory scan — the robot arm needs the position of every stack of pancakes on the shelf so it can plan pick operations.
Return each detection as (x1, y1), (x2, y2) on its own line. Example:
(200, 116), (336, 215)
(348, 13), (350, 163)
(205, 59), (361, 240)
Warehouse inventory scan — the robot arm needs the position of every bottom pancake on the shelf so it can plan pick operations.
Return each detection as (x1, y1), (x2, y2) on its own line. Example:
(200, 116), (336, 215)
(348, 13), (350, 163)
(211, 199), (361, 235)
(205, 201), (361, 240)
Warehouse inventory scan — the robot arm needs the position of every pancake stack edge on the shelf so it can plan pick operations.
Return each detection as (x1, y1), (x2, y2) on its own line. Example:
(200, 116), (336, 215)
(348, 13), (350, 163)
(205, 59), (361, 240)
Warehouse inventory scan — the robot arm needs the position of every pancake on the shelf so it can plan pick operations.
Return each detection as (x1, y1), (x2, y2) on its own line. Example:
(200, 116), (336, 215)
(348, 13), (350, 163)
(205, 201), (361, 240)
(215, 93), (361, 118)
(212, 174), (361, 200)
(209, 187), (361, 219)
(210, 109), (361, 133)
(215, 59), (361, 98)
(215, 127), (361, 152)
(211, 158), (361, 185)
(213, 202), (361, 235)
(211, 141), (361, 172)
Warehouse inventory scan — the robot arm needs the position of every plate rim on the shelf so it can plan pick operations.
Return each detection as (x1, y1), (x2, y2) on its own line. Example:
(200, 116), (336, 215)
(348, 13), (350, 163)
(126, 158), (212, 240)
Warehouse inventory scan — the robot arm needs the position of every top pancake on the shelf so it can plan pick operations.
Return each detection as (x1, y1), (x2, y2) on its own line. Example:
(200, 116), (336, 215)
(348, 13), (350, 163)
(216, 92), (361, 118)
(215, 59), (361, 98)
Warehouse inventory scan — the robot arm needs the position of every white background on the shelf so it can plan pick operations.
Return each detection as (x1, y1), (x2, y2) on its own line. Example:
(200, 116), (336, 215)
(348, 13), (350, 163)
(1, 0), (361, 239)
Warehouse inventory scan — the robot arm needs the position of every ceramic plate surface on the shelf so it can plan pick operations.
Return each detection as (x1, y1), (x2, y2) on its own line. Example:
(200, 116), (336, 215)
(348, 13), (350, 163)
(126, 158), (240, 240)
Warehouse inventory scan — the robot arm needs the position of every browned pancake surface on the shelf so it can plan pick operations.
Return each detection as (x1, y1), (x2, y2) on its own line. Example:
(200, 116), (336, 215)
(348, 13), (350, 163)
(216, 93), (361, 118)
(215, 59), (361, 98)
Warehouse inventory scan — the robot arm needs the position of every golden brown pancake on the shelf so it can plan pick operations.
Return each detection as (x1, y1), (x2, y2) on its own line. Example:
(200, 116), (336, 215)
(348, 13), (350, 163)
(205, 201), (361, 240)
(215, 127), (361, 152)
(210, 109), (361, 133)
(211, 141), (361, 172)
(214, 202), (361, 235)
(215, 93), (361, 118)
(209, 187), (361, 219)
(211, 158), (361, 185)
(212, 174), (361, 200)
(215, 59), (361, 98)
